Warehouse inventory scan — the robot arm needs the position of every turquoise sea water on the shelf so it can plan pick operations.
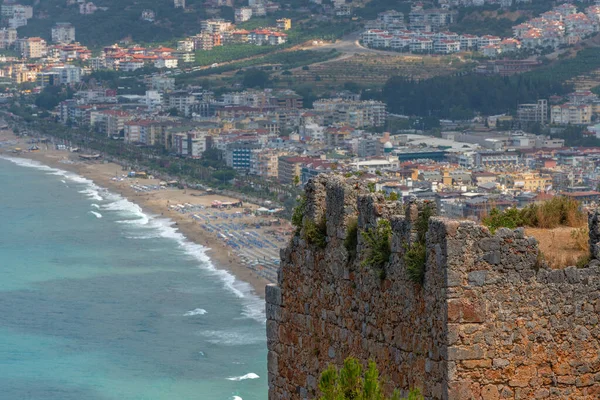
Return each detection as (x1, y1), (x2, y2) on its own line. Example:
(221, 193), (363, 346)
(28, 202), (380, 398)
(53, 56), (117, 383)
(0, 156), (267, 400)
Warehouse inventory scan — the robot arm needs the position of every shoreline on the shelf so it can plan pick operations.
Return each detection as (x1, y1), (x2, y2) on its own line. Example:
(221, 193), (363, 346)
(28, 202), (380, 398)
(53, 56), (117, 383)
(0, 131), (285, 298)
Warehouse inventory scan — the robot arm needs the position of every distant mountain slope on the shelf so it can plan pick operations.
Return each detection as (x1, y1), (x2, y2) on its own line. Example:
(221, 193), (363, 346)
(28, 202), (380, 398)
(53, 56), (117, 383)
(16, 0), (212, 47)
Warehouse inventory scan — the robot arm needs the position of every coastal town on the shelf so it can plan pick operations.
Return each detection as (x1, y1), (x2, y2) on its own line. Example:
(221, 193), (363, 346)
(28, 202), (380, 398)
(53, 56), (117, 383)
(1, 0), (600, 399)
(1, 1), (600, 270)
(362, 3), (600, 56)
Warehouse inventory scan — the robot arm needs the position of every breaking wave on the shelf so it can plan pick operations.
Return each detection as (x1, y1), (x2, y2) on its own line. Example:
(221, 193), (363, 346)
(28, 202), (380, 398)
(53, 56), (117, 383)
(226, 373), (259, 381)
(184, 308), (207, 316)
(89, 211), (102, 219)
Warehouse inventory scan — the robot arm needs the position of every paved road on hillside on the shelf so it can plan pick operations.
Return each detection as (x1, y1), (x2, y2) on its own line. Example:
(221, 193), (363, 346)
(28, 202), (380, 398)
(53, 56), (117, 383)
(304, 31), (414, 56)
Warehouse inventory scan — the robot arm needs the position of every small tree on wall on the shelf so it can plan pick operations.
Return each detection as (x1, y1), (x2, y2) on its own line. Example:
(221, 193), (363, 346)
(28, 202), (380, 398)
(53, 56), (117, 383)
(318, 357), (424, 400)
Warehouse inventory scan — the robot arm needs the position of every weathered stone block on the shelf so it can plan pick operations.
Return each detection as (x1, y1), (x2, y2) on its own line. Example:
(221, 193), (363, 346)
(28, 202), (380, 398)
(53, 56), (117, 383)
(447, 345), (483, 361)
(468, 270), (488, 287)
(481, 384), (500, 400)
(266, 284), (282, 306)
(448, 380), (474, 399)
(565, 266), (580, 284)
(479, 238), (501, 252)
(447, 269), (463, 287)
(483, 251), (501, 265)
(548, 270), (565, 284)
(268, 350), (278, 375)
(576, 374), (595, 387)
(266, 304), (282, 322)
(463, 359), (492, 369)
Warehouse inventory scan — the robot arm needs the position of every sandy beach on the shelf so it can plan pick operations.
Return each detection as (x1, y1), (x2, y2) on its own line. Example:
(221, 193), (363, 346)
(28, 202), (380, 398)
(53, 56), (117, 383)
(0, 130), (290, 298)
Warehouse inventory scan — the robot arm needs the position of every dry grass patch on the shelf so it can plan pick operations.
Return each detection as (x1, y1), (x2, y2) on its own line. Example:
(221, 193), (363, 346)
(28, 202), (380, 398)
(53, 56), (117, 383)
(526, 226), (589, 269)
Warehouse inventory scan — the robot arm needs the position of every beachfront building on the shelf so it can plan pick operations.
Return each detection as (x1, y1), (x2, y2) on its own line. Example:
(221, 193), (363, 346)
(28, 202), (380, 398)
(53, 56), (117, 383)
(173, 131), (211, 158)
(250, 149), (285, 179)
(91, 109), (133, 137)
(278, 156), (320, 185)
(225, 141), (262, 172)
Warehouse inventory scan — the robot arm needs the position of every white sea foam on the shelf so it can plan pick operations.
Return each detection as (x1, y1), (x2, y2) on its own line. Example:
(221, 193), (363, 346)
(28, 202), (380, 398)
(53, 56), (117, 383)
(0, 155), (58, 172)
(232, 397), (243, 400)
(91, 204), (100, 209)
(198, 330), (265, 346)
(1, 155), (266, 323)
(226, 373), (259, 381)
(89, 211), (102, 219)
(0, 156), (105, 202)
(184, 308), (207, 316)
(79, 188), (103, 201)
(125, 233), (160, 240)
(102, 197), (149, 225)
(141, 216), (266, 322)
(100, 193), (265, 322)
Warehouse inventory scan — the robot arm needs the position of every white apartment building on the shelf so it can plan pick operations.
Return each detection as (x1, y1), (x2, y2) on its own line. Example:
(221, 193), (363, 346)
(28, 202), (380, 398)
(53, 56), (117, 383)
(410, 37), (433, 52)
(154, 57), (178, 69)
(377, 10), (404, 27)
(177, 40), (194, 52)
(433, 39), (460, 54)
(8, 15), (26, 28)
(459, 34), (478, 50)
(313, 99), (387, 128)
(478, 35), (501, 48)
(235, 7), (253, 22)
(168, 91), (196, 114)
(0, 28), (17, 49)
(54, 65), (82, 84)
(151, 75), (175, 91)
(1, 3), (32, 19)
(200, 19), (232, 34)
(174, 132), (209, 158)
(145, 90), (163, 110)
(51, 23), (76, 44)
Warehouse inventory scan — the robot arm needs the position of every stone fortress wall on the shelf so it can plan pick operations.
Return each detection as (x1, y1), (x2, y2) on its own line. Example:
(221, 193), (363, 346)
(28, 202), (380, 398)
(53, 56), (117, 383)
(266, 174), (600, 399)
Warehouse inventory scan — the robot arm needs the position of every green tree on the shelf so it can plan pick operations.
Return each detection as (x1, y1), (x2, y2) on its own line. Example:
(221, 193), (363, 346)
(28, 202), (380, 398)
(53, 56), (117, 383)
(212, 169), (236, 183)
(293, 175), (300, 186)
(242, 68), (271, 89)
(35, 92), (61, 110)
(319, 357), (424, 400)
(35, 85), (73, 110)
(200, 148), (225, 168)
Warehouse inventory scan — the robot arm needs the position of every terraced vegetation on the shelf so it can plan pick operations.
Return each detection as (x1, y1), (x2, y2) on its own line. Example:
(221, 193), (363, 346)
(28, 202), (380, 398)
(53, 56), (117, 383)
(280, 54), (473, 91)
